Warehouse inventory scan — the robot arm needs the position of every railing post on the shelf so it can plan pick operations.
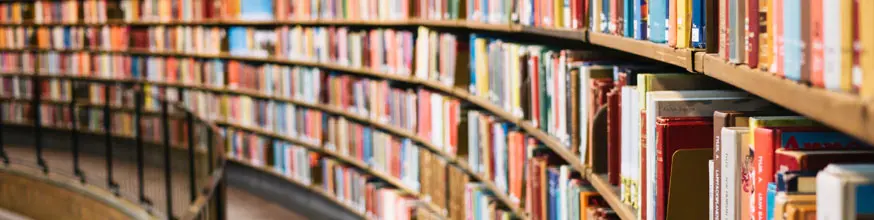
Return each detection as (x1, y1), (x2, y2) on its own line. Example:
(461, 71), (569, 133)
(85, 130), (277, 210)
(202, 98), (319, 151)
(184, 88), (197, 202)
(70, 79), (84, 183)
(161, 86), (174, 220)
(134, 85), (151, 206)
(104, 82), (119, 195)
(32, 74), (47, 174)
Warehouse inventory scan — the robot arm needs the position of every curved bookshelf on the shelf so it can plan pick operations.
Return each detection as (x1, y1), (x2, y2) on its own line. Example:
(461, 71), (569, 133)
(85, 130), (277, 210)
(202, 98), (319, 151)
(226, 157), (368, 219)
(214, 120), (446, 216)
(0, 47), (585, 172)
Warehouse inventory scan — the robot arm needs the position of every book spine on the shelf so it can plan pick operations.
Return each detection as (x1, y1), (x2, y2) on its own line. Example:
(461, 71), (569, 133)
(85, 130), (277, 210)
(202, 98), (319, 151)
(753, 128), (775, 220)
(745, 0), (758, 67)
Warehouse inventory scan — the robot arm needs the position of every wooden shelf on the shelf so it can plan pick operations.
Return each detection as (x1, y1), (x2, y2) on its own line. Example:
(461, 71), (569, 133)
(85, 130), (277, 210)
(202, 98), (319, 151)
(698, 54), (874, 144)
(586, 173), (636, 220)
(588, 32), (700, 72)
(215, 120), (448, 218)
(226, 158), (367, 219)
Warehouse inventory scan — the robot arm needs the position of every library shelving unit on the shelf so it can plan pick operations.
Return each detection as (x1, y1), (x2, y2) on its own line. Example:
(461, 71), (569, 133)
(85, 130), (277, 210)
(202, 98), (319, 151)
(3, 1), (874, 220)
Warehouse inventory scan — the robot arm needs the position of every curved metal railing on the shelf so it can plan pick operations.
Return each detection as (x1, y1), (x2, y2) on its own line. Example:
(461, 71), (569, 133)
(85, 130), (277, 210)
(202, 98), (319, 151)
(0, 72), (226, 220)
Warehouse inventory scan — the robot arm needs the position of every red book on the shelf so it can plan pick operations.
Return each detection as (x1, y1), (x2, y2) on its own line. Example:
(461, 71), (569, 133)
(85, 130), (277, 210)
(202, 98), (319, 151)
(746, 0), (759, 67)
(655, 116), (713, 220)
(753, 126), (867, 220)
(606, 75), (625, 185)
(775, 149), (874, 173)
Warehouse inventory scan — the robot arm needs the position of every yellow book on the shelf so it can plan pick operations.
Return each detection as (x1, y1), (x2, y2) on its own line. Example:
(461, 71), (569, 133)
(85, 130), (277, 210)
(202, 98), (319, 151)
(676, 0), (690, 48)
(748, 116), (818, 145)
(554, 0), (563, 28)
(11, 3), (20, 22)
(860, 0), (874, 97)
(475, 38), (488, 98)
(841, 0), (854, 92)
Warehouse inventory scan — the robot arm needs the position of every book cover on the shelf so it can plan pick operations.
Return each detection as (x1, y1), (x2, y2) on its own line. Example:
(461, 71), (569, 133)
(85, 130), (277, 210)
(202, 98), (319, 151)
(809, 0), (825, 88)
(720, 127), (749, 220)
(782, 0), (801, 81)
(691, 0), (704, 48)
(655, 116), (713, 220)
(861, 0), (874, 97)
(775, 149), (874, 173)
(648, 0), (666, 43)
(644, 90), (773, 220)
(745, 0), (759, 67)
(754, 126), (865, 220)
(718, 0), (729, 60)
(816, 164), (874, 220)
(822, 0), (843, 90)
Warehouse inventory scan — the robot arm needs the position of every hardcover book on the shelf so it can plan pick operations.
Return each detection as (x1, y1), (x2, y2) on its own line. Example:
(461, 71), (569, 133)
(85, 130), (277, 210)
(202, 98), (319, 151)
(654, 116), (713, 220)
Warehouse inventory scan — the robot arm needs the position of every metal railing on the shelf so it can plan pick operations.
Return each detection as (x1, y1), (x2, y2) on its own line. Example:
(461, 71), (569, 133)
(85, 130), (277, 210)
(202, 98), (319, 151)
(0, 73), (226, 220)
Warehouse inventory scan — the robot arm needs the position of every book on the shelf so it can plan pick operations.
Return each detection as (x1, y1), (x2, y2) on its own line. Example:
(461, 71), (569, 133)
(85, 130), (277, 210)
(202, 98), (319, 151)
(816, 164), (874, 220)
(720, 127), (749, 220)
(654, 116), (713, 220)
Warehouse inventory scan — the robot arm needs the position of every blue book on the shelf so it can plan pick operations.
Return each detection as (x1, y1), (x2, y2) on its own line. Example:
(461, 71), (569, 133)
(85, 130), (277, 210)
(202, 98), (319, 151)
(783, 0), (802, 81)
(548, 168), (559, 220)
(130, 56), (141, 79)
(601, 0), (610, 33)
(481, 0), (488, 22)
(363, 127), (372, 165)
(649, 0), (666, 43)
(691, 0), (705, 48)
(633, 0), (648, 39)
(273, 140), (284, 174)
(227, 27), (249, 55)
(624, 0), (635, 37)
(63, 27), (71, 48)
(858, 184), (874, 216)
(240, 0), (274, 21)
(469, 34), (477, 94)
(767, 183), (776, 220)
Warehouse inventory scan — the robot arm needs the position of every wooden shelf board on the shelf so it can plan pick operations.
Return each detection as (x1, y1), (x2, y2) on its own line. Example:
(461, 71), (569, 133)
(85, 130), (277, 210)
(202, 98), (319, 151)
(587, 173), (637, 220)
(588, 32), (699, 72)
(699, 54), (874, 144)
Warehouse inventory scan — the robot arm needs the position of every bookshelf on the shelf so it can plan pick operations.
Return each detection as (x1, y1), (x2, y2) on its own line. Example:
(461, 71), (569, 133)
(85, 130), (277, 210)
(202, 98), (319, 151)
(227, 157), (368, 219)
(2, 0), (873, 219)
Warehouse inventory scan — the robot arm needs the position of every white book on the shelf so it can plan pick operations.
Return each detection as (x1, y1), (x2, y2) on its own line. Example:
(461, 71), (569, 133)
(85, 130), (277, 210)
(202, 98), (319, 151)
(817, 164), (874, 220)
(415, 27), (430, 79)
(644, 90), (771, 219)
(721, 127), (748, 220)
(822, 0), (842, 91)
(709, 159), (715, 220)
(619, 85), (633, 204)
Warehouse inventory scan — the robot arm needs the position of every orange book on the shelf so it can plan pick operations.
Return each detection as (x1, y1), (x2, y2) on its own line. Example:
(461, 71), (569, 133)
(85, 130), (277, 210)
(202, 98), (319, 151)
(810, 0), (825, 87)
(228, 61), (239, 88)
(37, 28), (49, 48)
(509, 131), (525, 203)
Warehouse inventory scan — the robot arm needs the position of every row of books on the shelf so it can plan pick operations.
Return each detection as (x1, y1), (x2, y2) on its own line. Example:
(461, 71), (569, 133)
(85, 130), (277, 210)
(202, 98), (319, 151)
(32, 0), (111, 23)
(714, 0), (874, 95)
(130, 26), (224, 55)
(470, 36), (602, 148)
(590, 0), (708, 48)
(0, 26), (128, 50)
(414, 27), (467, 87)
(275, 0), (412, 21)
(0, 52), (35, 73)
(570, 57), (874, 220)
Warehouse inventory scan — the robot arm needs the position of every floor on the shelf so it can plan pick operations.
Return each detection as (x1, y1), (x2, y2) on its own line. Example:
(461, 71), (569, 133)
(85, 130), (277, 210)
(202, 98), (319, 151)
(1, 146), (306, 220)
